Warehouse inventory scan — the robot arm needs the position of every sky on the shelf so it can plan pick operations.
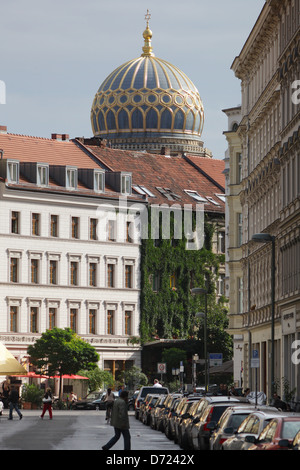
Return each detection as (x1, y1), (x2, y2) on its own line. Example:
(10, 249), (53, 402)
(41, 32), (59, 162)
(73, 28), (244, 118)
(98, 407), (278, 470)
(0, 0), (265, 159)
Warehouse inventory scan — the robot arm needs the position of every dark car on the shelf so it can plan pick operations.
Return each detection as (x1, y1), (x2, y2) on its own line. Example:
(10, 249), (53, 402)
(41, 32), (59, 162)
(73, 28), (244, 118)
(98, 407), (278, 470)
(135, 386), (169, 419)
(157, 394), (181, 433)
(165, 396), (183, 440)
(191, 396), (242, 450)
(174, 396), (201, 444)
(128, 391), (139, 411)
(246, 415), (300, 450)
(141, 394), (161, 425)
(178, 397), (207, 449)
(150, 395), (168, 430)
(73, 391), (103, 410)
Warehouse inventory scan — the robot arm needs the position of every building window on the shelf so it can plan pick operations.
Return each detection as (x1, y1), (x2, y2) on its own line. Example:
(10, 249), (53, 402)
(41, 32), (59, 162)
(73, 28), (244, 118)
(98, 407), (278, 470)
(30, 307), (38, 333)
(218, 273), (225, 296)
(121, 174), (131, 195)
(89, 263), (97, 287)
(10, 258), (19, 283)
(94, 171), (104, 192)
(170, 272), (176, 289)
(49, 260), (57, 285)
(107, 310), (114, 335)
(237, 153), (242, 184)
(10, 306), (18, 332)
(89, 309), (96, 334)
(218, 231), (225, 253)
(71, 217), (79, 239)
(50, 215), (58, 237)
(237, 277), (243, 314)
(90, 218), (97, 240)
(237, 213), (243, 247)
(32, 213), (40, 236)
(66, 168), (77, 189)
(7, 161), (19, 183)
(70, 262), (78, 286)
(125, 265), (133, 288)
(49, 308), (56, 330)
(70, 309), (77, 332)
(37, 165), (48, 186)
(151, 272), (160, 292)
(125, 311), (132, 335)
(107, 264), (115, 288)
(11, 211), (20, 234)
(31, 259), (39, 284)
(107, 220), (116, 241)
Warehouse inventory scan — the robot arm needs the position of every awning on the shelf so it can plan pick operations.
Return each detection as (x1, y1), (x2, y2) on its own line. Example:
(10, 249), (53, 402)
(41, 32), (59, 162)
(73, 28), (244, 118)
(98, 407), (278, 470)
(0, 342), (27, 375)
(51, 374), (89, 380)
(208, 360), (233, 375)
(11, 371), (48, 379)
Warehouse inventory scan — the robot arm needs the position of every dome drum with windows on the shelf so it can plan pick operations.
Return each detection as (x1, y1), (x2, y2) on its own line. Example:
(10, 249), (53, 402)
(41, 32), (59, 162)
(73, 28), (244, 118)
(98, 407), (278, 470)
(91, 12), (205, 155)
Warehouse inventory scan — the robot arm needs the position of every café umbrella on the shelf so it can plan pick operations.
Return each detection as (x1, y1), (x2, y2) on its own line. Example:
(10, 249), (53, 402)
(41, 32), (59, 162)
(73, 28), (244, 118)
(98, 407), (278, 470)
(0, 342), (27, 375)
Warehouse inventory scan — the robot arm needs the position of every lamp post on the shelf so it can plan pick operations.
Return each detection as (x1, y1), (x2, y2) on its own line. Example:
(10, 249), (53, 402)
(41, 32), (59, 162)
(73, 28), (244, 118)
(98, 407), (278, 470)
(252, 233), (275, 400)
(191, 288), (208, 392)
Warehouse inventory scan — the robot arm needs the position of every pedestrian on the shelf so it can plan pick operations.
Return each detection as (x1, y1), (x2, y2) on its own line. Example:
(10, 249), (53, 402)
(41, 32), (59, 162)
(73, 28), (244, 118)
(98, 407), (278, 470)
(153, 379), (162, 388)
(104, 388), (115, 423)
(40, 388), (53, 419)
(272, 393), (287, 411)
(102, 390), (131, 450)
(70, 391), (77, 410)
(8, 386), (22, 420)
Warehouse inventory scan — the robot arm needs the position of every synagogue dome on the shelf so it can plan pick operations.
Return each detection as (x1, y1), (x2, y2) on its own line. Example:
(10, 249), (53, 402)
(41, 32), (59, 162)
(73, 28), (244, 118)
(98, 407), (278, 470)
(90, 14), (205, 155)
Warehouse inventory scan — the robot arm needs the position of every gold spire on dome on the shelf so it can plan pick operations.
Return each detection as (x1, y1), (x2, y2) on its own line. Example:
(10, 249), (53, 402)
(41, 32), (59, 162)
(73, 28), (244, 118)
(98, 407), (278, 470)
(142, 9), (155, 57)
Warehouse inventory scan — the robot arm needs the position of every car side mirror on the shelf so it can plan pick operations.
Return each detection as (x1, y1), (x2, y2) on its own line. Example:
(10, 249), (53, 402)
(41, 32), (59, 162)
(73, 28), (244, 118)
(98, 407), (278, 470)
(206, 421), (217, 430)
(224, 427), (234, 434)
(278, 439), (290, 448)
(245, 435), (257, 444)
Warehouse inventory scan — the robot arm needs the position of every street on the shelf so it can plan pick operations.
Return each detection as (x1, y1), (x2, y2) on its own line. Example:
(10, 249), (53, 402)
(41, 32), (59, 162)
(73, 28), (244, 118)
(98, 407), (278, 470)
(0, 409), (182, 452)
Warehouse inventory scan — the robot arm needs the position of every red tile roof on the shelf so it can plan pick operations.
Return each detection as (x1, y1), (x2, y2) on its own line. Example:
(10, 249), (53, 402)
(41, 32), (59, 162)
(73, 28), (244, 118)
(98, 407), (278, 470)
(77, 141), (225, 213)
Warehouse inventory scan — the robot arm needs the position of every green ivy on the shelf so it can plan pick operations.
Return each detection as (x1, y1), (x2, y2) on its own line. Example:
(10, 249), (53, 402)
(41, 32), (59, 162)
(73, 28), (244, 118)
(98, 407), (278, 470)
(139, 212), (228, 345)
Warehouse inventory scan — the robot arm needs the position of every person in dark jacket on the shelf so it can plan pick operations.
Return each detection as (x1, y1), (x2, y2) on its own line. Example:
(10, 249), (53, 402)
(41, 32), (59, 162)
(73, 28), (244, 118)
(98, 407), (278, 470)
(8, 386), (22, 420)
(102, 390), (130, 450)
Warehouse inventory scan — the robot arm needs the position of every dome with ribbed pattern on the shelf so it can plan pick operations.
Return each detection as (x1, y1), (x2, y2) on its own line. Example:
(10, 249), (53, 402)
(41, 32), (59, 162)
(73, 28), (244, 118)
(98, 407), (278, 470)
(90, 21), (205, 155)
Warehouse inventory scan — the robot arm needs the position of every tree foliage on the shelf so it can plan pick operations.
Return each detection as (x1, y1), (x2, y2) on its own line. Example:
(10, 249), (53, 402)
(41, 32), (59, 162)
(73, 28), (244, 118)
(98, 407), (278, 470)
(27, 328), (99, 377)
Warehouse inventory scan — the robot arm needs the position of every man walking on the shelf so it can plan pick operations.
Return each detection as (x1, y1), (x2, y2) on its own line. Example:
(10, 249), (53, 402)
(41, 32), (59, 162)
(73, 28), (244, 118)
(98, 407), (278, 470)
(8, 386), (22, 420)
(102, 390), (131, 450)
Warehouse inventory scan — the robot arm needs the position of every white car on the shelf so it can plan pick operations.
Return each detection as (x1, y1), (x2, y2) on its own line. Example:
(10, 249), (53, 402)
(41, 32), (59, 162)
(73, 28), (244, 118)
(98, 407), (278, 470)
(0, 399), (4, 415)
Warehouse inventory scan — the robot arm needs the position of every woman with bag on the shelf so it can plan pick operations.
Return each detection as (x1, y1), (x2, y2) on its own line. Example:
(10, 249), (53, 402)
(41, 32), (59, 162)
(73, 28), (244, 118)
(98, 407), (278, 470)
(40, 388), (53, 419)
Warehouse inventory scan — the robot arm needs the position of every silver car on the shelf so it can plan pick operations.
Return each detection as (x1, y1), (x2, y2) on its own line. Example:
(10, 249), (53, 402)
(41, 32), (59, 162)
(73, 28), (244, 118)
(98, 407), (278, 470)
(222, 409), (284, 450)
(209, 405), (278, 450)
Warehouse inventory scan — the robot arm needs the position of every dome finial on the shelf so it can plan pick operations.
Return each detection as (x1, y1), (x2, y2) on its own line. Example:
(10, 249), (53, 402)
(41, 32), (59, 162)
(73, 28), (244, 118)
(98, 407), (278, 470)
(142, 9), (154, 57)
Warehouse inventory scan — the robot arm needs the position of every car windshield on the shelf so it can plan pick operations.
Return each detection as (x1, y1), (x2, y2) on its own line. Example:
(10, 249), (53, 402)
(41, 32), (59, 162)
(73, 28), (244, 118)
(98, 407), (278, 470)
(230, 413), (250, 429)
(86, 392), (100, 399)
(140, 387), (168, 398)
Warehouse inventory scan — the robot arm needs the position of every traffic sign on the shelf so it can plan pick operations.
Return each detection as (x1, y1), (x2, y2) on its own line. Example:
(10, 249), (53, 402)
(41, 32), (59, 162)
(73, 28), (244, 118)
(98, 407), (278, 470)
(251, 350), (259, 368)
(209, 353), (223, 366)
(157, 363), (166, 374)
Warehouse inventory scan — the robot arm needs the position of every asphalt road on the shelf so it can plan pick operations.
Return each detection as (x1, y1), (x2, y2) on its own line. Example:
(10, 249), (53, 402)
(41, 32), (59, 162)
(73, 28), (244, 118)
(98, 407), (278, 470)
(0, 409), (182, 452)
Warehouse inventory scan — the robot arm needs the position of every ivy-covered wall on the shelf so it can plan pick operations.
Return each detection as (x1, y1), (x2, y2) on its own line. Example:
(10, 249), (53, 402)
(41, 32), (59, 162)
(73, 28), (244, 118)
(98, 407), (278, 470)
(139, 212), (228, 344)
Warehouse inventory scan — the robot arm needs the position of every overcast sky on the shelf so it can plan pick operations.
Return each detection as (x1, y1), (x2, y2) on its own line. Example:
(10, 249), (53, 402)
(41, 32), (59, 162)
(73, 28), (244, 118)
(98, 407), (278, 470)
(0, 0), (264, 159)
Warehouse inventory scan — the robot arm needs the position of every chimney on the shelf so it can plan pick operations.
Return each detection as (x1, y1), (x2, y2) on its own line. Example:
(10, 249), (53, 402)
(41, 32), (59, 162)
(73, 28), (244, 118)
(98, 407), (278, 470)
(161, 146), (170, 157)
(51, 133), (62, 140)
(62, 134), (69, 141)
(0, 125), (7, 134)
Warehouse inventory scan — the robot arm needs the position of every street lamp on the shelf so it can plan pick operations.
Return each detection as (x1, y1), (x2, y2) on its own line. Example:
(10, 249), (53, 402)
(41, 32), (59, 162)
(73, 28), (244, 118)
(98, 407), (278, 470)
(191, 288), (208, 392)
(252, 233), (275, 400)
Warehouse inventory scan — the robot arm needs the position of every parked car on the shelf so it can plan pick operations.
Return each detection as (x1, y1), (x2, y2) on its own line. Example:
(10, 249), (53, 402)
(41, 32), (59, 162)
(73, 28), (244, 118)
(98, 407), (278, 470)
(128, 391), (139, 411)
(0, 398), (3, 415)
(141, 394), (161, 425)
(150, 395), (168, 430)
(73, 391), (103, 410)
(289, 429), (300, 450)
(191, 396), (242, 450)
(245, 415), (300, 450)
(178, 398), (204, 449)
(174, 396), (201, 444)
(222, 409), (284, 450)
(164, 396), (183, 440)
(157, 394), (182, 433)
(134, 386), (169, 419)
(209, 405), (277, 450)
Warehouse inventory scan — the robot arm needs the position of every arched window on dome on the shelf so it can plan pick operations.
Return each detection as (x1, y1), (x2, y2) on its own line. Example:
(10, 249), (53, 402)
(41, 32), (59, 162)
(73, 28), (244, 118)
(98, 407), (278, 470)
(97, 110), (106, 132)
(146, 107), (158, 130)
(185, 110), (194, 132)
(131, 108), (145, 130)
(118, 108), (130, 130)
(160, 108), (172, 130)
(173, 109), (185, 131)
(106, 110), (116, 131)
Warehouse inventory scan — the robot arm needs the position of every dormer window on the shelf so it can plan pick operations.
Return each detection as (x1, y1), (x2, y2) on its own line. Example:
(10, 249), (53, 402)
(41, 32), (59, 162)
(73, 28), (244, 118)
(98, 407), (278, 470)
(66, 167), (77, 189)
(37, 164), (49, 186)
(7, 161), (19, 183)
(121, 174), (131, 195)
(94, 171), (105, 192)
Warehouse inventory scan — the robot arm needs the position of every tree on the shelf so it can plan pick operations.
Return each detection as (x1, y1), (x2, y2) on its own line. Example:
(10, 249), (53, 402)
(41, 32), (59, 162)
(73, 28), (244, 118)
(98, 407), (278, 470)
(120, 366), (148, 391)
(161, 348), (187, 382)
(27, 328), (99, 397)
(78, 367), (114, 392)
